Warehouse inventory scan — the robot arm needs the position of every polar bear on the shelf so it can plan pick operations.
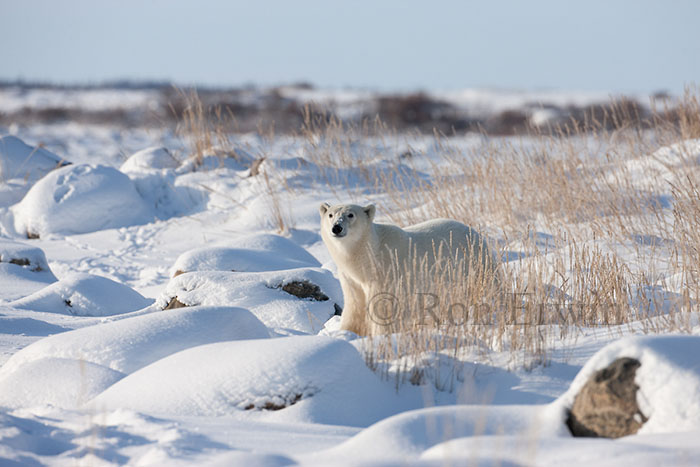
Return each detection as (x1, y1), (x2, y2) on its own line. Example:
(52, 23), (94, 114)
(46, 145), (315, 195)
(320, 202), (498, 335)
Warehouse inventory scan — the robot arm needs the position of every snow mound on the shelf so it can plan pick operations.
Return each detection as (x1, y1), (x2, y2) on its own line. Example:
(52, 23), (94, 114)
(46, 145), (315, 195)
(649, 138), (700, 166)
(0, 239), (57, 301)
(616, 138), (700, 192)
(0, 357), (123, 409)
(231, 233), (321, 262)
(176, 147), (255, 173)
(226, 232), (321, 263)
(0, 238), (52, 272)
(311, 404), (555, 464)
(91, 335), (402, 426)
(160, 268), (341, 333)
(0, 135), (69, 182)
(12, 163), (153, 237)
(171, 238), (320, 276)
(119, 146), (179, 173)
(0, 306), (269, 378)
(8, 272), (152, 316)
(419, 428), (700, 466)
(553, 334), (700, 434)
(127, 169), (200, 219)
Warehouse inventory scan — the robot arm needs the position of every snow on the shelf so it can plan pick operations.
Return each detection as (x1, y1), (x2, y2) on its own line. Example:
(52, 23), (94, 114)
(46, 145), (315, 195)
(0, 357), (124, 410)
(0, 239), (57, 301)
(92, 336), (407, 426)
(0, 305), (269, 378)
(0, 135), (70, 206)
(0, 87), (159, 113)
(120, 146), (180, 173)
(0, 88), (699, 465)
(11, 163), (154, 237)
(552, 335), (700, 434)
(7, 272), (152, 316)
(612, 138), (700, 192)
(158, 268), (341, 333)
(170, 233), (321, 275)
(0, 135), (68, 182)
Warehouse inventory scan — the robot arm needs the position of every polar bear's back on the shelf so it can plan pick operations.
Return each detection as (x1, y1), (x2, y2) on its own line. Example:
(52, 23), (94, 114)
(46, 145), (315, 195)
(369, 218), (489, 263)
(404, 218), (482, 247)
(404, 218), (474, 235)
(401, 218), (494, 269)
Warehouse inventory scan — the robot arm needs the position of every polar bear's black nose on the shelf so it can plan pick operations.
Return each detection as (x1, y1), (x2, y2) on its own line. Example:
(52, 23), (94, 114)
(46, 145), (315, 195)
(332, 224), (343, 235)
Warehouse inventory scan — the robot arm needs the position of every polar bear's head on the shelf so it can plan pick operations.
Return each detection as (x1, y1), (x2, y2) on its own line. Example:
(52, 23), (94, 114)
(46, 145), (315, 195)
(319, 202), (375, 244)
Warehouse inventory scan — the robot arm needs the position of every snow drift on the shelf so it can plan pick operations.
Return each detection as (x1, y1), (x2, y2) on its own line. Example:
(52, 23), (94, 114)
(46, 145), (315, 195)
(170, 233), (320, 275)
(0, 135), (70, 206)
(12, 163), (153, 237)
(91, 335), (405, 426)
(0, 239), (57, 301)
(0, 135), (68, 183)
(119, 146), (179, 173)
(8, 272), (152, 316)
(0, 357), (124, 409)
(0, 305), (269, 379)
(159, 268), (341, 333)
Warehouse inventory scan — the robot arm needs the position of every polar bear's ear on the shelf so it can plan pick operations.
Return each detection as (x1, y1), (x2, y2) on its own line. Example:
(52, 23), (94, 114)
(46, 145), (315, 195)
(319, 202), (331, 217)
(363, 204), (376, 221)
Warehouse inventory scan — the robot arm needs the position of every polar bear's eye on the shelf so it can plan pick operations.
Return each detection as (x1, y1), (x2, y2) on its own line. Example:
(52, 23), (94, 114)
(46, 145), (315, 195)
(328, 213), (333, 218)
(347, 213), (354, 218)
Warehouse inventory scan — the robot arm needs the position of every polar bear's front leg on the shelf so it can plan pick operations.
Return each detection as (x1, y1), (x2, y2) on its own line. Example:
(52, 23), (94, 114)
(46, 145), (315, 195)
(338, 274), (369, 335)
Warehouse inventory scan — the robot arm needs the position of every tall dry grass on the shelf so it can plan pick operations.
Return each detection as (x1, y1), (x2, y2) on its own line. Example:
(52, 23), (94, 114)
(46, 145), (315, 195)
(172, 88), (247, 167)
(296, 87), (700, 382)
(173, 87), (700, 384)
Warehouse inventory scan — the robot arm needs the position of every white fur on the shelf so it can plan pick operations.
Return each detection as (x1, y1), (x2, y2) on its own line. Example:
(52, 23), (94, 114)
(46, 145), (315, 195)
(319, 202), (497, 335)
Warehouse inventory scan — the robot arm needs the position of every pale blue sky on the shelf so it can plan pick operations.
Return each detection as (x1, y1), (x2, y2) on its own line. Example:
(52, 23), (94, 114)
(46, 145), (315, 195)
(1, 0), (698, 93)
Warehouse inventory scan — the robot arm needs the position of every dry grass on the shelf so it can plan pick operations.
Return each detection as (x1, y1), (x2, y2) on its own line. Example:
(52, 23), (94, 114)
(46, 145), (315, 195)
(172, 88), (245, 167)
(173, 87), (700, 382)
(296, 87), (700, 380)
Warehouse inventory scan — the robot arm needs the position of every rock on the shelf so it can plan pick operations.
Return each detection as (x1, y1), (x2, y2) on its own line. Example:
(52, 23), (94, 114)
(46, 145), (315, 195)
(567, 357), (648, 438)
(278, 280), (329, 301)
(164, 296), (188, 310)
(243, 393), (304, 411)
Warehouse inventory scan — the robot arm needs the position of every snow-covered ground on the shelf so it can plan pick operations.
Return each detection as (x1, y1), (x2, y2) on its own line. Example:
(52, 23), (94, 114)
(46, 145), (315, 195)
(1, 87), (700, 466)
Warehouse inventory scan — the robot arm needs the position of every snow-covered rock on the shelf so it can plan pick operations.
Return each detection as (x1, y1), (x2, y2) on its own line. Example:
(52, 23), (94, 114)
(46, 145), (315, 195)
(159, 268), (341, 333)
(0, 135), (71, 206)
(0, 239), (57, 301)
(119, 146), (179, 173)
(171, 233), (320, 276)
(553, 334), (700, 434)
(8, 272), (152, 316)
(0, 306), (269, 378)
(12, 163), (153, 237)
(0, 239), (53, 272)
(0, 135), (69, 182)
(91, 335), (404, 426)
(0, 357), (124, 409)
